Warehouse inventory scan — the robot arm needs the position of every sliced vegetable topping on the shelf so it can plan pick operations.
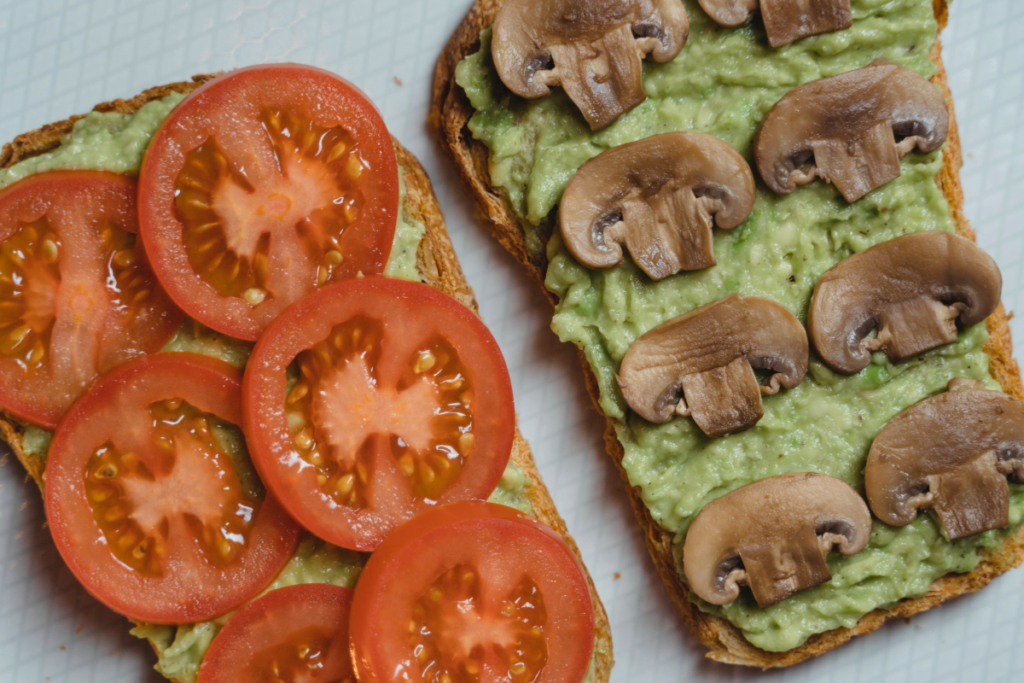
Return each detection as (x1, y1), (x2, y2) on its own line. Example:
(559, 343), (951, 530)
(350, 501), (595, 683)
(0, 171), (182, 427)
(140, 64), (399, 341)
(243, 278), (515, 551)
(198, 584), (355, 683)
(45, 353), (300, 623)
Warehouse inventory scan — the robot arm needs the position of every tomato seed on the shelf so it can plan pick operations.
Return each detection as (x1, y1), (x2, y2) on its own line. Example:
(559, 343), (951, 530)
(243, 288), (266, 306)
(96, 464), (118, 479)
(336, 474), (355, 494)
(398, 455), (415, 477)
(41, 239), (58, 264)
(414, 351), (436, 373)
(294, 429), (314, 450)
(288, 383), (309, 404)
(327, 142), (348, 163)
(8, 325), (30, 345)
(345, 156), (363, 180)
(326, 250), (343, 266)
(459, 433), (475, 454)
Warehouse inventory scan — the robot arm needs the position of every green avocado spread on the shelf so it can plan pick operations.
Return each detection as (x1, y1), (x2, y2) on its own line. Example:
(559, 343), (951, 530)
(457, 0), (1024, 653)
(1, 91), (544, 680)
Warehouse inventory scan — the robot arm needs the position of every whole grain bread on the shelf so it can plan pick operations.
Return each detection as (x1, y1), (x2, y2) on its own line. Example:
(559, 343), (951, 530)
(0, 76), (613, 683)
(430, 0), (1024, 668)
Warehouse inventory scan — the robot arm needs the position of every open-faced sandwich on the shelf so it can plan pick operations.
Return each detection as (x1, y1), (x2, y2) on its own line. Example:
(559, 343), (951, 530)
(0, 65), (612, 682)
(432, 0), (1024, 667)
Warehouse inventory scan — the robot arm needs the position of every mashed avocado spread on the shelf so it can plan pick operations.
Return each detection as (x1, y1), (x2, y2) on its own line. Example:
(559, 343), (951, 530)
(457, 0), (1024, 652)
(2, 91), (547, 680)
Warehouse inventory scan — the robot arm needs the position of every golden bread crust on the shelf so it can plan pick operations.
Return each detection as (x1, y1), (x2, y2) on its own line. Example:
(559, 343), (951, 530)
(0, 75), (613, 683)
(429, 0), (1024, 667)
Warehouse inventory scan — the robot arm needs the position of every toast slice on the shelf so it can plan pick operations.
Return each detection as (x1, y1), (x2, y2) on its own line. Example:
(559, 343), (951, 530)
(0, 76), (613, 683)
(430, 0), (1024, 668)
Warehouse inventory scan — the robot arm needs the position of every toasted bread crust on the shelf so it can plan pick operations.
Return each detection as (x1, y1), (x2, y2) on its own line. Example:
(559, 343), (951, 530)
(430, 0), (1024, 667)
(0, 77), (612, 683)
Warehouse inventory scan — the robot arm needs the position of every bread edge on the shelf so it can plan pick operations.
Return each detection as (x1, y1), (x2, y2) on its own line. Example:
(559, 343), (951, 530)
(428, 0), (1024, 668)
(0, 76), (614, 683)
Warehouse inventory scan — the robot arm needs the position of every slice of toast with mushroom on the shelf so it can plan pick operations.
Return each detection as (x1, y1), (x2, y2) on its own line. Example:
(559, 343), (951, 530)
(431, 0), (1024, 668)
(0, 76), (613, 683)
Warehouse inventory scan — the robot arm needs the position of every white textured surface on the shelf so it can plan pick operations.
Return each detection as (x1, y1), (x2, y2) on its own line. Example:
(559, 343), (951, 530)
(0, 1), (1022, 681)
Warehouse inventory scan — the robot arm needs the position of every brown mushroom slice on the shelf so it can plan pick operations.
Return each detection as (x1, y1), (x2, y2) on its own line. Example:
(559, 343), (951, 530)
(809, 231), (1002, 375)
(754, 60), (949, 202)
(492, 0), (689, 131)
(865, 380), (1024, 540)
(698, 0), (852, 48)
(559, 132), (756, 280)
(618, 294), (808, 437)
(683, 472), (871, 607)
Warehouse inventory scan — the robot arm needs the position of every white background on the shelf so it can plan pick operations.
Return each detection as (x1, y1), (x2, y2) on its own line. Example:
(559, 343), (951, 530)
(0, 0), (1022, 681)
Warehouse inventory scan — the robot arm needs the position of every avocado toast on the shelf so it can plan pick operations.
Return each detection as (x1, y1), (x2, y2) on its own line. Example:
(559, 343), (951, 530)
(0, 74), (613, 682)
(430, 0), (1024, 667)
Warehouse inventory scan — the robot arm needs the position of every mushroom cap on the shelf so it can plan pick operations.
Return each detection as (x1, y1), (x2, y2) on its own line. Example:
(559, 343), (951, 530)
(754, 60), (949, 202)
(618, 294), (808, 434)
(699, 0), (852, 48)
(492, 0), (689, 130)
(865, 384), (1024, 540)
(683, 472), (871, 607)
(809, 231), (1002, 375)
(559, 132), (756, 280)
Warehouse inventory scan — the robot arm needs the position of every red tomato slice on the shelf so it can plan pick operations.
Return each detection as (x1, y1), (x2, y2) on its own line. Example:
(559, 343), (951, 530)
(45, 353), (301, 623)
(139, 64), (399, 341)
(350, 501), (595, 683)
(0, 171), (183, 428)
(198, 584), (355, 683)
(243, 278), (515, 551)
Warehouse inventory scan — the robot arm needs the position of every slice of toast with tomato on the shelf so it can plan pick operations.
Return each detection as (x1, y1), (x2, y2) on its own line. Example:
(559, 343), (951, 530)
(0, 73), (613, 683)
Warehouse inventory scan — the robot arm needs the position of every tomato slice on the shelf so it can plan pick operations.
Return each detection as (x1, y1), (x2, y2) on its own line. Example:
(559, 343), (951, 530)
(350, 501), (595, 683)
(197, 584), (355, 683)
(0, 171), (183, 428)
(44, 353), (301, 623)
(243, 278), (515, 551)
(139, 64), (399, 341)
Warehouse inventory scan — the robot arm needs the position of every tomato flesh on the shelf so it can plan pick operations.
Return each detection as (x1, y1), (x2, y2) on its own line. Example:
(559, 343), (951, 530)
(85, 399), (261, 576)
(287, 316), (476, 508)
(0, 171), (183, 427)
(244, 279), (514, 551)
(45, 353), (300, 623)
(140, 64), (399, 341)
(198, 584), (356, 683)
(350, 502), (595, 683)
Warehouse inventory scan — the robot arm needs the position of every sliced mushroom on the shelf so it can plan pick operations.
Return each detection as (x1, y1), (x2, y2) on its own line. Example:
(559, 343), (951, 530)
(559, 132), (755, 280)
(809, 231), (1002, 375)
(683, 472), (871, 607)
(698, 0), (852, 48)
(618, 294), (808, 437)
(865, 379), (1024, 540)
(755, 60), (949, 202)
(492, 0), (689, 131)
